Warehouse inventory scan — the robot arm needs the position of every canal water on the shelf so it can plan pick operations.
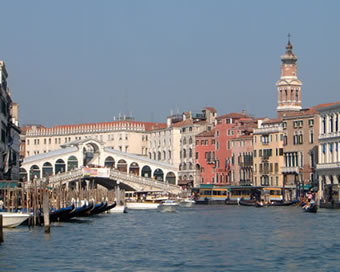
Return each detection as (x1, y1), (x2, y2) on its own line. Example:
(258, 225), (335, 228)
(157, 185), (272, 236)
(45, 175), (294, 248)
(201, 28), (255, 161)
(1, 205), (340, 272)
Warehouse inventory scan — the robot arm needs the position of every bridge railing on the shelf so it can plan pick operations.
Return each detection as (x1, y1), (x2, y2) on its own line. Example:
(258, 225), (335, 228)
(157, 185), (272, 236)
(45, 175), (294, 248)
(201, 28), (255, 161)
(39, 167), (181, 194)
(109, 169), (181, 192)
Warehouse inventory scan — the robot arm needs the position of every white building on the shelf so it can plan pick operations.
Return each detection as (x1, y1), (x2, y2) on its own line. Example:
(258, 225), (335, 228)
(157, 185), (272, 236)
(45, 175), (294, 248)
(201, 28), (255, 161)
(316, 102), (340, 206)
(22, 120), (166, 158)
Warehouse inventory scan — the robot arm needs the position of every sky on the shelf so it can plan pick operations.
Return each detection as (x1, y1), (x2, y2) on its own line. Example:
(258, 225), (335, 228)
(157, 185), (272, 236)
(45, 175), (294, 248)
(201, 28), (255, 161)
(1, 0), (340, 127)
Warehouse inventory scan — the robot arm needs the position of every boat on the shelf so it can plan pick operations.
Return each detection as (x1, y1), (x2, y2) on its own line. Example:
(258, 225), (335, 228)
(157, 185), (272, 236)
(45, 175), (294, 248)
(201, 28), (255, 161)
(90, 202), (107, 215)
(49, 204), (75, 222)
(126, 201), (160, 210)
(98, 201), (117, 213)
(238, 198), (264, 207)
(179, 199), (195, 208)
(0, 212), (30, 228)
(268, 200), (297, 206)
(158, 200), (178, 213)
(63, 202), (95, 220)
(107, 205), (127, 213)
(196, 186), (229, 204)
(303, 203), (318, 213)
(125, 190), (166, 210)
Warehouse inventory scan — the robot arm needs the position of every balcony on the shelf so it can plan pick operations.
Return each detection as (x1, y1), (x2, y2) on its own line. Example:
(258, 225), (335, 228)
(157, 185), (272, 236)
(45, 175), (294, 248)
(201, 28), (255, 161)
(316, 162), (340, 170)
(319, 131), (340, 140)
(254, 126), (282, 135)
(282, 166), (299, 174)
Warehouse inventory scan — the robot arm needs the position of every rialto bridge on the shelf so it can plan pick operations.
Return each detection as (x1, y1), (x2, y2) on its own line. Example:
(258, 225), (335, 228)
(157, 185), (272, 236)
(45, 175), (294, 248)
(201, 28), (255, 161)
(20, 138), (181, 194)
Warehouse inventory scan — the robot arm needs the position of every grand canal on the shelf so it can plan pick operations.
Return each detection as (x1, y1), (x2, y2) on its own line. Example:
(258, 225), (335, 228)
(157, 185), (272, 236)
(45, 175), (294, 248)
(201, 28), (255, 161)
(1, 205), (340, 271)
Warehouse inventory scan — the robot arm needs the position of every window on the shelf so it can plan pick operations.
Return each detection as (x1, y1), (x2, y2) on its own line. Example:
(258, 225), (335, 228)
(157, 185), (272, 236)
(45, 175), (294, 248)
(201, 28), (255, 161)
(308, 119), (314, 127)
(309, 130), (314, 144)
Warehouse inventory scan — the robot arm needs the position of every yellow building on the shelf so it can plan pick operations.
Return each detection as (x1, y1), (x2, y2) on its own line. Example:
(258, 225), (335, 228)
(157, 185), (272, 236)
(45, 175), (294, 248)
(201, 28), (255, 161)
(253, 119), (284, 188)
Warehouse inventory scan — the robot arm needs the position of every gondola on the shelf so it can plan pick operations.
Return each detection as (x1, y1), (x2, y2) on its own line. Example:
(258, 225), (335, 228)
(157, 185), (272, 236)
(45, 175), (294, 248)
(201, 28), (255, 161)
(99, 201), (117, 213)
(268, 200), (297, 207)
(63, 202), (95, 220)
(303, 203), (318, 213)
(238, 198), (264, 207)
(89, 202), (107, 215)
(49, 204), (75, 222)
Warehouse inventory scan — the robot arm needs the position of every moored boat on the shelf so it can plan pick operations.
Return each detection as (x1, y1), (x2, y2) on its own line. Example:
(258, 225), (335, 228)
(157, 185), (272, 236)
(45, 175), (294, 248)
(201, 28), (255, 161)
(0, 212), (30, 228)
(126, 201), (160, 210)
(108, 205), (127, 213)
(90, 202), (107, 215)
(49, 204), (75, 222)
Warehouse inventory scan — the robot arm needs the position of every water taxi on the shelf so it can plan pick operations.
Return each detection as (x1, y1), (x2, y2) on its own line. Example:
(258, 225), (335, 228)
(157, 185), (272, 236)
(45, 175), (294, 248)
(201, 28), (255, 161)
(125, 191), (167, 210)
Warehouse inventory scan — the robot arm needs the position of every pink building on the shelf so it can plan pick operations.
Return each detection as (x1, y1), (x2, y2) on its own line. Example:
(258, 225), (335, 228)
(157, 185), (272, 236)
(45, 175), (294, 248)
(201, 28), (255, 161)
(215, 113), (257, 185)
(231, 134), (254, 186)
(195, 129), (216, 184)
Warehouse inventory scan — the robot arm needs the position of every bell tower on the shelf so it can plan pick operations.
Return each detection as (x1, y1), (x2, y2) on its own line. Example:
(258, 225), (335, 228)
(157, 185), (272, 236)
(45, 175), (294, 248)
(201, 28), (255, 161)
(276, 35), (302, 117)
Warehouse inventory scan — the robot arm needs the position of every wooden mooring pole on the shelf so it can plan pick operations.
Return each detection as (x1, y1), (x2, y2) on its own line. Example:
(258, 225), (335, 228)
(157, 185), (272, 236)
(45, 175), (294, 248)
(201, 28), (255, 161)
(0, 214), (3, 243)
(43, 184), (50, 234)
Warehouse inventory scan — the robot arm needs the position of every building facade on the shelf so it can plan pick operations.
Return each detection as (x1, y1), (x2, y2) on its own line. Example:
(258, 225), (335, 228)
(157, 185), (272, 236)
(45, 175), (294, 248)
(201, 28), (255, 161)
(195, 129), (215, 184)
(23, 121), (166, 158)
(231, 134), (253, 186)
(282, 107), (320, 197)
(316, 103), (340, 205)
(253, 119), (284, 188)
(0, 61), (20, 181)
(215, 113), (256, 185)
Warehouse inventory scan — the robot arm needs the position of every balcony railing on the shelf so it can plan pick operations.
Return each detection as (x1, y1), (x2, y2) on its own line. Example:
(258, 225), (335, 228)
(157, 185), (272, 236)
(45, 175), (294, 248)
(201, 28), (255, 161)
(282, 166), (299, 174)
(319, 131), (340, 140)
(316, 162), (340, 170)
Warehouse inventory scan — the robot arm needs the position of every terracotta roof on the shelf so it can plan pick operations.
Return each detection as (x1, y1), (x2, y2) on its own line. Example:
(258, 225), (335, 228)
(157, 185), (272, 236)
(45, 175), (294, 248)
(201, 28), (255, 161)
(196, 129), (215, 137)
(216, 112), (250, 120)
(262, 118), (282, 125)
(171, 119), (193, 127)
(232, 134), (253, 140)
(204, 107), (217, 112)
(282, 101), (340, 118)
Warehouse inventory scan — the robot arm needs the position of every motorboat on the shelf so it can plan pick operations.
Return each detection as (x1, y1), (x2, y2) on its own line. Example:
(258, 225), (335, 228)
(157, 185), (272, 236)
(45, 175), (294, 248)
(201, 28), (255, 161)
(158, 200), (178, 213)
(126, 200), (160, 210)
(179, 199), (195, 208)
(0, 212), (30, 228)
(107, 205), (127, 213)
